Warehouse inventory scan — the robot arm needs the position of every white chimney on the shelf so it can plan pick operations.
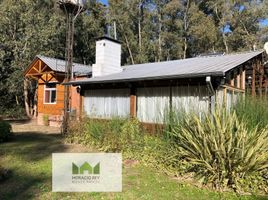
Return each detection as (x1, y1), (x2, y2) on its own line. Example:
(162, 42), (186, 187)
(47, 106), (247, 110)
(92, 37), (122, 77)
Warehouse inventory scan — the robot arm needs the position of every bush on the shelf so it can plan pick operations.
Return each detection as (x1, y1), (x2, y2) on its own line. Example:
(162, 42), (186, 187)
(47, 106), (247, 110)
(67, 108), (268, 193)
(67, 118), (144, 152)
(169, 110), (268, 191)
(0, 121), (12, 142)
(66, 117), (179, 173)
(0, 105), (27, 119)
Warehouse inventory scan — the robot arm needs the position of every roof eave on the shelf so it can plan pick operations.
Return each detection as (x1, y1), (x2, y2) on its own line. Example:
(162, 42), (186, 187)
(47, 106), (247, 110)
(65, 71), (225, 86)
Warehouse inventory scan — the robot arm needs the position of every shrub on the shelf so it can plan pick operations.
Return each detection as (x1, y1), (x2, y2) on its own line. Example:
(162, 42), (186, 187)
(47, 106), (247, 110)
(67, 117), (185, 175)
(169, 110), (268, 191)
(0, 121), (12, 142)
(0, 105), (27, 119)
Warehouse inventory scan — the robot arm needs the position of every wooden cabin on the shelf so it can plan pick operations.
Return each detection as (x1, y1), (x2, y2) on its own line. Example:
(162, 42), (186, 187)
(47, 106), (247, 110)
(24, 55), (91, 126)
(68, 37), (268, 129)
(24, 37), (268, 129)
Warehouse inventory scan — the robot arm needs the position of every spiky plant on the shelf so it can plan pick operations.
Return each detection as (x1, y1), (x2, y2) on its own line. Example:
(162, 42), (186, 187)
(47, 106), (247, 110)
(170, 110), (268, 190)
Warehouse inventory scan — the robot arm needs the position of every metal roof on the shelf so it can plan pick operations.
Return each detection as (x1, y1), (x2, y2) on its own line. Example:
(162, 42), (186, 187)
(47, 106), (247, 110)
(69, 50), (263, 85)
(37, 55), (92, 75)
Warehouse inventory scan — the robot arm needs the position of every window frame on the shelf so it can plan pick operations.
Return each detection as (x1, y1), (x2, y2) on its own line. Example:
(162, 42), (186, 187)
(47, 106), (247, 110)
(43, 83), (57, 105)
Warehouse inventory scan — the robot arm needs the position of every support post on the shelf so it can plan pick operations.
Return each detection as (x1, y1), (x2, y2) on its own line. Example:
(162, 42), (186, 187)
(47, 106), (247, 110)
(237, 68), (241, 88)
(241, 69), (246, 90)
(252, 62), (256, 96)
(130, 88), (137, 118)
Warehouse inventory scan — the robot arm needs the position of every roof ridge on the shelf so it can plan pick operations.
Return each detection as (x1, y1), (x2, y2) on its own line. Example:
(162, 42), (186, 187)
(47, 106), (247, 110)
(37, 55), (91, 67)
(123, 49), (264, 68)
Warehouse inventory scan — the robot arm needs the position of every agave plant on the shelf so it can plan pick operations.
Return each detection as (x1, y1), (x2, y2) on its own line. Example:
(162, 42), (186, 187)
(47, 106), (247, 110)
(170, 109), (268, 190)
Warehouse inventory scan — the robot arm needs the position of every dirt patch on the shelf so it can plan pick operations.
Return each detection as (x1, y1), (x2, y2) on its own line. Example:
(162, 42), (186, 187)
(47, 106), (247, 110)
(10, 120), (93, 153)
(11, 119), (60, 134)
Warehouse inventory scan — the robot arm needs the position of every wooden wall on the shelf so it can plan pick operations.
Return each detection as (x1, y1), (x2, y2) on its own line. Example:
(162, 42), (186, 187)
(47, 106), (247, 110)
(37, 82), (65, 116)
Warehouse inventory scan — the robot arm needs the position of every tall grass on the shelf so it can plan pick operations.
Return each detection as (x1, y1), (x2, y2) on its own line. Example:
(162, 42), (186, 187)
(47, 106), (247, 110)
(234, 95), (268, 130)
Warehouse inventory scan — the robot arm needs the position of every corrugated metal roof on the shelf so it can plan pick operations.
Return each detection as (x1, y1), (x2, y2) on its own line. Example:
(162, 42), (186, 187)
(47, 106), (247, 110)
(69, 50), (263, 84)
(37, 55), (92, 75)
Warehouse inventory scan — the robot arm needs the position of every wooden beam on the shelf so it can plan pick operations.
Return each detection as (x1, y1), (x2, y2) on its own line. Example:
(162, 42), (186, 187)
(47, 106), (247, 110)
(259, 60), (264, 97)
(25, 71), (55, 76)
(130, 88), (137, 118)
(230, 79), (234, 86)
(47, 74), (55, 82)
(39, 60), (42, 72)
(223, 87), (227, 107)
(236, 70), (241, 88)
(252, 62), (256, 96)
(221, 85), (245, 93)
(130, 95), (137, 117)
(241, 70), (246, 90)
(41, 65), (48, 73)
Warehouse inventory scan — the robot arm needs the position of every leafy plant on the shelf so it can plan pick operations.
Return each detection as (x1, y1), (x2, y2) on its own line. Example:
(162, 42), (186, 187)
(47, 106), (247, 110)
(170, 109), (268, 191)
(43, 115), (49, 126)
(0, 121), (12, 142)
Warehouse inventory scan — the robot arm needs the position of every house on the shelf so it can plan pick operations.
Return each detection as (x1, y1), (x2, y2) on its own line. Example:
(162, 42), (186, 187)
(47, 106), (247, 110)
(68, 37), (268, 126)
(24, 37), (268, 128)
(24, 55), (91, 126)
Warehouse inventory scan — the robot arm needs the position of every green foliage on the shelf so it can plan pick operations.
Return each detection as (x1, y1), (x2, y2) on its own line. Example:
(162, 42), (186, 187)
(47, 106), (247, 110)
(0, 105), (27, 119)
(0, 121), (12, 142)
(67, 117), (182, 174)
(169, 110), (268, 191)
(234, 96), (268, 131)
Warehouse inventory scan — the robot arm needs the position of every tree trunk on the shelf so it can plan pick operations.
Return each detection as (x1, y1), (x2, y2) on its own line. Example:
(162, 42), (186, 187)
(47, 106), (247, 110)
(158, 13), (162, 62)
(118, 21), (135, 64)
(138, 1), (143, 52)
(183, 0), (190, 59)
(183, 37), (187, 59)
(222, 32), (229, 54)
(24, 78), (32, 118)
(138, 19), (142, 52)
(33, 82), (38, 118)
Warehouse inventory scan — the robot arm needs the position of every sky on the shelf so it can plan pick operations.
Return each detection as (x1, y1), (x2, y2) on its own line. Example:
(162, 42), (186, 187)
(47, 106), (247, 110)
(99, 0), (108, 5)
(260, 19), (268, 27)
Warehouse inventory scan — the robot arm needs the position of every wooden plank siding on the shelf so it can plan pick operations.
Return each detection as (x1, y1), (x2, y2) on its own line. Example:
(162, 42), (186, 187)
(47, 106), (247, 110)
(37, 82), (65, 115)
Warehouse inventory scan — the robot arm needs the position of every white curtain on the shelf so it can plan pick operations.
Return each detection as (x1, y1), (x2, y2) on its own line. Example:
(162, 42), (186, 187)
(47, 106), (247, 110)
(172, 85), (209, 115)
(137, 87), (170, 123)
(84, 89), (130, 118)
(137, 85), (210, 123)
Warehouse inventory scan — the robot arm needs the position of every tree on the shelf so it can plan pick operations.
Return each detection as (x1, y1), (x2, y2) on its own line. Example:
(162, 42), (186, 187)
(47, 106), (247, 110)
(0, 0), (65, 117)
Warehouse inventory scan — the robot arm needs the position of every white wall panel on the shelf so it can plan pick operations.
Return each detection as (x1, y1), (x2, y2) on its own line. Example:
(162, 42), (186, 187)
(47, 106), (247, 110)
(172, 85), (209, 115)
(137, 85), (210, 123)
(137, 87), (170, 123)
(84, 89), (130, 118)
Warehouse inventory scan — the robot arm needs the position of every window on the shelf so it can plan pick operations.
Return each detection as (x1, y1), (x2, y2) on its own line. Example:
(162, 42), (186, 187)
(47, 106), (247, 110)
(44, 83), (57, 104)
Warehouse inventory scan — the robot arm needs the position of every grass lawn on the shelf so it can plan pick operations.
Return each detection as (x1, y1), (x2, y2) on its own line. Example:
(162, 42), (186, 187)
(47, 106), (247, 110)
(0, 123), (267, 200)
